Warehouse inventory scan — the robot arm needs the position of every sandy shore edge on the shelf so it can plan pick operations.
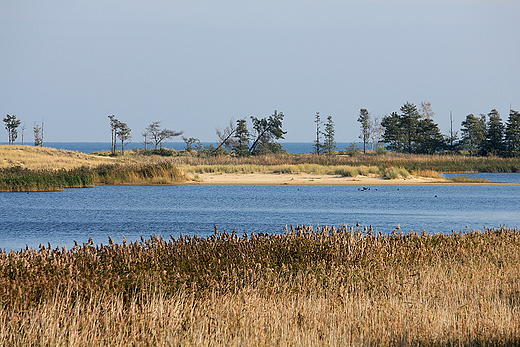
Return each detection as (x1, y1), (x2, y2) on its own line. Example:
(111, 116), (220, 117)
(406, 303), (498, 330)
(187, 173), (514, 185)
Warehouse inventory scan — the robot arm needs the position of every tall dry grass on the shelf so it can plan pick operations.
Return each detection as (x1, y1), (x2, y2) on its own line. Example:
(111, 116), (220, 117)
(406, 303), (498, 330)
(0, 145), (113, 170)
(164, 152), (520, 173)
(1, 226), (519, 345)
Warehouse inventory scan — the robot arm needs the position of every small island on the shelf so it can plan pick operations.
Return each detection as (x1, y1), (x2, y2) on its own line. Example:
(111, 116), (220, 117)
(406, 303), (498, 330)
(2, 144), (519, 191)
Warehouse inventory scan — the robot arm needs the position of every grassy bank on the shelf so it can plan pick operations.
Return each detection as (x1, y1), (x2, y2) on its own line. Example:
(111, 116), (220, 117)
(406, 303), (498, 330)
(1, 226), (519, 345)
(163, 152), (520, 173)
(0, 162), (189, 192)
(0, 166), (95, 192)
(3, 146), (518, 190)
(5, 145), (520, 174)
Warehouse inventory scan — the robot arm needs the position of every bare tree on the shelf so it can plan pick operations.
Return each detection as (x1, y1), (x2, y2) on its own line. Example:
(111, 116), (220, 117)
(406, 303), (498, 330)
(421, 101), (435, 119)
(21, 123), (26, 145)
(370, 115), (384, 150)
(142, 131), (152, 151)
(215, 119), (237, 152)
(313, 112), (322, 155)
(143, 121), (183, 149)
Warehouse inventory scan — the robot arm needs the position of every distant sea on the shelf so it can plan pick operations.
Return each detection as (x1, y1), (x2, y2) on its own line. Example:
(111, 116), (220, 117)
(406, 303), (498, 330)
(3, 142), (360, 154)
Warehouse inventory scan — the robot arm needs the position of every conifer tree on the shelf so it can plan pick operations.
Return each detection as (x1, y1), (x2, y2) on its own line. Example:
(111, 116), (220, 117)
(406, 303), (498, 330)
(233, 119), (250, 156)
(323, 115), (336, 155)
(3, 114), (21, 145)
(484, 109), (505, 156)
(461, 114), (486, 156)
(505, 109), (520, 157)
(357, 109), (371, 153)
(249, 110), (286, 155)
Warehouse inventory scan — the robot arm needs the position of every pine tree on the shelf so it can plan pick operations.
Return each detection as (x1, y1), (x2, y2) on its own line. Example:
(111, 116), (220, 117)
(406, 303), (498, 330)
(381, 112), (403, 153)
(399, 102), (421, 154)
(233, 119), (250, 156)
(250, 110), (286, 155)
(357, 109), (371, 153)
(484, 109), (505, 156)
(116, 122), (132, 153)
(505, 109), (520, 157)
(323, 115), (336, 155)
(461, 114), (486, 156)
(3, 114), (21, 145)
(416, 117), (445, 154)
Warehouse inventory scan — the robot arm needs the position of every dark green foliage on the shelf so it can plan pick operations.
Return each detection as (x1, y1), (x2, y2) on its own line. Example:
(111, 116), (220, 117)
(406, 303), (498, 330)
(323, 115), (336, 155)
(3, 114), (21, 145)
(416, 117), (445, 154)
(381, 102), (444, 154)
(400, 102), (421, 153)
(505, 109), (520, 157)
(142, 148), (176, 156)
(116, 121), (132, 152)
(484, 109), (505, 156)
(381, 112), (403, 153)
(233, 119), (250, 156)
(250, 110), (286, 155)
(461, 114), (487, 156)
(358, 109), (371, 153)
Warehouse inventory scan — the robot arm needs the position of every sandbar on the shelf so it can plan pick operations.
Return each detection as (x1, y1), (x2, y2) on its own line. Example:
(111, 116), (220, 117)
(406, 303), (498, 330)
(189, 173), (458, 185)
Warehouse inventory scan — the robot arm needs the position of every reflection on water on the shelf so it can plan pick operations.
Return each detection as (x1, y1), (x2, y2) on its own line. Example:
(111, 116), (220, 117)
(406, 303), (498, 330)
(1, 177), (520, 252)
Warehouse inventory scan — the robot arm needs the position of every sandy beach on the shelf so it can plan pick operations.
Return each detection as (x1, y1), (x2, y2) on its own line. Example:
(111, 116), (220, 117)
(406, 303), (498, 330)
(190, 173), (453, 185)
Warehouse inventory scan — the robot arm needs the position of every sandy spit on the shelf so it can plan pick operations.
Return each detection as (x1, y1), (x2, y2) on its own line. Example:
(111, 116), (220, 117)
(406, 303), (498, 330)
(186, 173), (509, 185)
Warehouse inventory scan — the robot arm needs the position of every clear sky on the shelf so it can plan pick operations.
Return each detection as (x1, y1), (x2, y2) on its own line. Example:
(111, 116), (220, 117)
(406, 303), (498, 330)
(1, 1), (519, 143)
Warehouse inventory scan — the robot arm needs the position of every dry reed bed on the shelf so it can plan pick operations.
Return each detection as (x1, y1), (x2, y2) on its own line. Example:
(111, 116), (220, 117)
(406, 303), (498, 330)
(0, 162), (190, 191)
(1, 226), (520, 345)
(167, 152), (520, 173)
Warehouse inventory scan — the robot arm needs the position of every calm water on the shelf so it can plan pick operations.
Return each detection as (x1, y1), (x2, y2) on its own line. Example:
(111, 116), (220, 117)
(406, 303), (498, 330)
(1, 178), (520, 252)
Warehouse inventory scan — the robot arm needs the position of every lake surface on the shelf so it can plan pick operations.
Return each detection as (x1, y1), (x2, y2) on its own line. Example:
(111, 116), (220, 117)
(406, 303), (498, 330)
(1, 178), (520, 252)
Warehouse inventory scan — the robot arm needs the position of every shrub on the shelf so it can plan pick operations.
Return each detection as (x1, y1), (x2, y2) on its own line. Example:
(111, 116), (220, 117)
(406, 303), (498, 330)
(384, 166), (410, 179)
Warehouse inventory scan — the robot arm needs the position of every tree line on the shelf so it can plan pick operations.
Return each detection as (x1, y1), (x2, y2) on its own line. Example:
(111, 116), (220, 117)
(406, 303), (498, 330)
(358, 102), (520, 158)
(4, 104), (520, 158)
(105, 111), (288, 157)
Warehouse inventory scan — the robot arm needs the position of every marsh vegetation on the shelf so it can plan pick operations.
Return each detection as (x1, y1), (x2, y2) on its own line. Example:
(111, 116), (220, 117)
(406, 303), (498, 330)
(1, 226), (519, 345)
(3, 145), (518, 190)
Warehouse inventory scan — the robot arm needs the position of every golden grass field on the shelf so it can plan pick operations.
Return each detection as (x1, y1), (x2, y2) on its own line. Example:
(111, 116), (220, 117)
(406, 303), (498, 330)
(0, 145), (115, 170)
(1, 226), (519, 346)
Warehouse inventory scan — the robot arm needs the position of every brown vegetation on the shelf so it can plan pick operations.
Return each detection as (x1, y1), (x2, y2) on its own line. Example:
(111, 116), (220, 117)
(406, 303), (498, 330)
(1, 226), (519, 345)
(0, 145), (113, 170)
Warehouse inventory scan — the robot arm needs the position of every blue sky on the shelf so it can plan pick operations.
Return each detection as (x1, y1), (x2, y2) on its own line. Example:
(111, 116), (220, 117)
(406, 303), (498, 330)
(1, 1), (519, 143)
